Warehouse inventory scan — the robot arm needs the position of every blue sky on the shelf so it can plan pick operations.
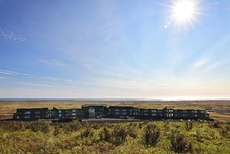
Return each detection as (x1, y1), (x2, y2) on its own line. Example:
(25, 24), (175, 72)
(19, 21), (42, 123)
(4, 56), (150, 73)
(0, 0), (230, 98)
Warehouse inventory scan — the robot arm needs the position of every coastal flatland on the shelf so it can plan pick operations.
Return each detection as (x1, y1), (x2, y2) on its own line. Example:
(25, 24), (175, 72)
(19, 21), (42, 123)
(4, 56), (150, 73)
(0, 100), (230, 122)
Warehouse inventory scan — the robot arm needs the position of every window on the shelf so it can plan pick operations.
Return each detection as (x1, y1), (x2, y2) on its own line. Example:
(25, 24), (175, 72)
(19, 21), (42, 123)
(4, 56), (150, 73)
(152, 110), (157, 112)
(35, 115), (40, 118)
(59, 114), (62, 117)
(144, 110), (148, 112)
(16, 116), (19, 119)
(115, 109), (119, 112)
(24, 115), (30, 119)
(17, 112), (22, 115)
(194, 114), (198, 117)
(99, 107), (104, 111)
(25, 111), (30, 114)
(115, 112), (120, 115)
(183, 114), (187, 117)
(183, 110), (187, 113)
(122, 112), (126, 115)
(194, 110), (197, 113)
(152, 113), (156, 116)
(122, 109), (126, 112)
(59, 111), (62, 113)
(72, 113), (76, 116)
(72, 110), (76, 112)
(201, 110), (205, 113)
(174, 114), (178, 117)
(144, 113), (148, 116)
(35, 111), (40, 114)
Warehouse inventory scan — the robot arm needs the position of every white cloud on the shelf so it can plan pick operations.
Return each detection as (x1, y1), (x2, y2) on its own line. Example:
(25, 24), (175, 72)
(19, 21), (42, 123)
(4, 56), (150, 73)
(0, 69), (30, 76)
(15, 82), (53, 87)
(0, 28), (26, 42)
(0, 76), (14, 80)
(194, 60), (206, 67)
(40, 59), (67, 67)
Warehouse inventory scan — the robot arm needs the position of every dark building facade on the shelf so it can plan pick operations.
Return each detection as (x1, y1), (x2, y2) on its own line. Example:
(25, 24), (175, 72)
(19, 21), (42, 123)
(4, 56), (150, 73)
(54, 108), (82, 119)
(107, 106), (134, 118)
(13, 104), (210, 121)
(13, 108), (50, 120)
(82, 104), (107, 118)
(172, 109), (209, 120)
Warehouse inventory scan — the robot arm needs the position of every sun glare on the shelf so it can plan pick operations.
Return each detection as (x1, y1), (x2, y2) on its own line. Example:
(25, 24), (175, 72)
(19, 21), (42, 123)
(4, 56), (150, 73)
(170, 0), (199, 26)
(173, 1), (195, 20)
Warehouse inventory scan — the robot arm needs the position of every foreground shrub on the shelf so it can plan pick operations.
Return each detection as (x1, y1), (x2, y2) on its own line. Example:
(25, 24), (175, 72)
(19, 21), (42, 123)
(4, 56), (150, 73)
(53, 126), (62, 136)
(170, 129), (193, 153)
(209, 121), (220, 128)
(112, 125), (128, 146)
(219, 126), (229, 138)
(127, 125), (137, 139)
(143, 123), (160, 147)
(81, 128), (93, 138)
(99, 127), (112, 142)
(60, 121), (81, 132)
(28, 121), (50, 133)
(185, 122), (193, 131)
(9, 121), (26, 132)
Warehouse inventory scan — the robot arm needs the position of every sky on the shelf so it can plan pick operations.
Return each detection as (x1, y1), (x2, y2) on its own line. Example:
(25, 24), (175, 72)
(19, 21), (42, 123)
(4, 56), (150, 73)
(0, 0), (230, 99)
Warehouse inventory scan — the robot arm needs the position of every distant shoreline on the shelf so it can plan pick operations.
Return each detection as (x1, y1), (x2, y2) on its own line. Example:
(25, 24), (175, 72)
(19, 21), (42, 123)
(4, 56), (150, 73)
(0, 97), (230, 102)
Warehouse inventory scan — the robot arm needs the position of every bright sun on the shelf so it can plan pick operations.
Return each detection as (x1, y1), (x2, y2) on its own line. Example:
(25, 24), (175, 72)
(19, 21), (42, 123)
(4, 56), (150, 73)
(170, 0), (199, 26)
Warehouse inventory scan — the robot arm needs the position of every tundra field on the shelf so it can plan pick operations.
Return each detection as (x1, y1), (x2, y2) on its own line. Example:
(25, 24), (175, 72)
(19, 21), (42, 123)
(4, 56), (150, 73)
(0, 100), (230, 122)
(0, 101), (230, 154)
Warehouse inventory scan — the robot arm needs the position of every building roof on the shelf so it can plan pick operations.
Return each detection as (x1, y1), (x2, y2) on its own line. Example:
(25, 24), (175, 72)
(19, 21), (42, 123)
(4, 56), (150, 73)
(17, 108), (48, 111)
(109, 106), (134, 108)
(82, 104), (107, 107)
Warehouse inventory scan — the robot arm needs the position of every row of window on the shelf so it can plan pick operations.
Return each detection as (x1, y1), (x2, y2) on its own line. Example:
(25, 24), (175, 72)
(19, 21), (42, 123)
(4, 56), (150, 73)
(23, 111), (43, 114)
(58, 110), (81, 113)
(112, 112), (163, 116)
(111, 112), (208, 117)
(111, 109), (205, 113)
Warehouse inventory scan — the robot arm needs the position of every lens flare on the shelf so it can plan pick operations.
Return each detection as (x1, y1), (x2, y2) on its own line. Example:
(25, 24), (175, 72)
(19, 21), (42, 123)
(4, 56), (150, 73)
(173, 0), (196, 22)
(167, 0), (201, 29)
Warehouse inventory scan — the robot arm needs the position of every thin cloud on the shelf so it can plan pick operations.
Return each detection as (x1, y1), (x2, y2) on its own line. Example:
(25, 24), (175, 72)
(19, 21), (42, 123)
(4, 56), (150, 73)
(194, 60), (206, 67)
(15, 82), (54, 87)
(0, 28), (26, 42)
(0, 70), (31, 76)
(0, 76), (14, 80)
(40, 59), (67, 67)
(0, 69), (88, 87)
(0, 70), (15, 75)
(45, 77), (72, 82)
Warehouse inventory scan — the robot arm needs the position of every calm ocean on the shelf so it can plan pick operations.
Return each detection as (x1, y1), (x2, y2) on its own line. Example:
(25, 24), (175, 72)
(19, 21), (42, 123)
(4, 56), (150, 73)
(0, 97), (229, 101)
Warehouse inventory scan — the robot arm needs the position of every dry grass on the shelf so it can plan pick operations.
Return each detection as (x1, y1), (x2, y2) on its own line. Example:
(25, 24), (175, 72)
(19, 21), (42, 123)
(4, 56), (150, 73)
(0, 100), (230, 122)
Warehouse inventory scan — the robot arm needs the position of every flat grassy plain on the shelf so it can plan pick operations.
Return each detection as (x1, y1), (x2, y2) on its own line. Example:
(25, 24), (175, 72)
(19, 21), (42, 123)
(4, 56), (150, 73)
(0, 100), (230, 153)
(0, 117), (230, 153)
(0, 100), (230, 122)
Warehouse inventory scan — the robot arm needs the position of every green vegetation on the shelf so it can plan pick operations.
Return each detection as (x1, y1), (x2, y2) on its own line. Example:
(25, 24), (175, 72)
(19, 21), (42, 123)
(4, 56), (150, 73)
(0, 121), (230, 154)
(1, 100), (230, 121)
